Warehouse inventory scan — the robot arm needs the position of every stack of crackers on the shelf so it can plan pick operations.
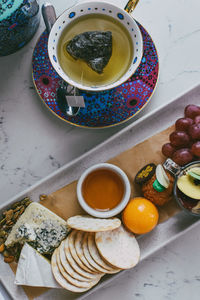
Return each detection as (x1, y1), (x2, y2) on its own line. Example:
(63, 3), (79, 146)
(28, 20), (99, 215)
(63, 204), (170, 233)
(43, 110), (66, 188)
(51, 215), (140, 292)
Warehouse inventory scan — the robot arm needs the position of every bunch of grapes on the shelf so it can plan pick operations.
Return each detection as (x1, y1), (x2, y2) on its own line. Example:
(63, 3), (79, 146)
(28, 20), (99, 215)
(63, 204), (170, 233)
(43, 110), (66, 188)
(162, 104), (200, 166)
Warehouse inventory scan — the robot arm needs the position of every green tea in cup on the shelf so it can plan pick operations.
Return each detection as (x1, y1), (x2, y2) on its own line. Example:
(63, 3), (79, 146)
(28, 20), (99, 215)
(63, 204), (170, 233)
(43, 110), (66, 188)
(57, 14), (133, 88)
(48, 1), (143, 91)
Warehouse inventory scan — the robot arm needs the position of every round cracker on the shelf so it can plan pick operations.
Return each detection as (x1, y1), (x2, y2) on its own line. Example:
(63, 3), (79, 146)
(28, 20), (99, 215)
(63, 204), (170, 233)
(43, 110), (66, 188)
(56, 247), (98, 288)
(59, 241), (92, 282)
(51, 249), (96, 293)
(95, 225), (140, 269)
(64, 237), (101, 280)
(87, 233), (121, 274)
(74, 231), (100, 273)
(69, 230), (98, 273)
(67, 215), (121, 232)
(82, 233), (107, 274)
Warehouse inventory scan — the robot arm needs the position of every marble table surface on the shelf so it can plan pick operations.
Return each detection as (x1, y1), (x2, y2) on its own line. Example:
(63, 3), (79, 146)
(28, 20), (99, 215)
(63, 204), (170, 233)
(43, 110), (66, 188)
(0, 0), (200, 299)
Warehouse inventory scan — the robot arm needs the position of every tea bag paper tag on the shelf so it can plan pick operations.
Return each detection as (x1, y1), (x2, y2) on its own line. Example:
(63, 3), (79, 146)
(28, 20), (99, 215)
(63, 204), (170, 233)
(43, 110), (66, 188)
(65, 95), (85, 108)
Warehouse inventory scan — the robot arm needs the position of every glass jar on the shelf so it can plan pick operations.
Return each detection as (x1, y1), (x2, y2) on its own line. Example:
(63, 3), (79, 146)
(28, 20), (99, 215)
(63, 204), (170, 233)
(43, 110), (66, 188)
(0, 0), (40, 56)
(163, 158), (200, 217)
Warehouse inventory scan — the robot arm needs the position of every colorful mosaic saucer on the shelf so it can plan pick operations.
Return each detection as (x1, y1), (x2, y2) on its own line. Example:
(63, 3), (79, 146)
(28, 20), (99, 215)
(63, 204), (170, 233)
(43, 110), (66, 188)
(32, 22), (159, 128)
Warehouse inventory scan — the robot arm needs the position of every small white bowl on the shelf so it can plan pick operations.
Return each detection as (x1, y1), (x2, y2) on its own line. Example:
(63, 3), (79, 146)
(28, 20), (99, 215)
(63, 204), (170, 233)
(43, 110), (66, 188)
(77, 163), (131, 218)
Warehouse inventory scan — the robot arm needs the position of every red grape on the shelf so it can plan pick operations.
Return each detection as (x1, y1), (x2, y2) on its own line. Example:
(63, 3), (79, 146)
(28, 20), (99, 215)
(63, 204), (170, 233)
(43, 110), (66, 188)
(175, 118), (193, 132)
(184, 104), (200, 119)
(194, 115), (200, 124)
(169, 131), (191, 148)
(188, 124), (200, 140)
(161, 105), (200, 165)
(191, 141), (200, 157)
(172, 148), (193, 166)
(162, 143), (176, 158)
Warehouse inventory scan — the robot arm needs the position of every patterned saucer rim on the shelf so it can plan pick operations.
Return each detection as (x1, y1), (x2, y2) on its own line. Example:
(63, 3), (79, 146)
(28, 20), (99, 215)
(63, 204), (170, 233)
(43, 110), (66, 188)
(32, 21), (159, 129)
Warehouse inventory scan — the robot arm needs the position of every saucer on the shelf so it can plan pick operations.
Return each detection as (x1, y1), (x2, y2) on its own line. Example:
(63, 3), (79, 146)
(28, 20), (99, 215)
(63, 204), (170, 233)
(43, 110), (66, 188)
(32, 22), (159, 128)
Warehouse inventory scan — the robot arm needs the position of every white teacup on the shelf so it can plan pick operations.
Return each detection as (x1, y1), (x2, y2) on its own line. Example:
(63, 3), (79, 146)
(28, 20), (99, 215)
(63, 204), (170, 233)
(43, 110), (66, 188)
(48, 1), (143, 92)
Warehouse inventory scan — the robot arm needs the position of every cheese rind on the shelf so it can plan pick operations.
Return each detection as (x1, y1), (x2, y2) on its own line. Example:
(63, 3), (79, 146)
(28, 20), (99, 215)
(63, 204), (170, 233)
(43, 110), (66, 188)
(15, 243), (61, 288)
(5, 202), (69, 254)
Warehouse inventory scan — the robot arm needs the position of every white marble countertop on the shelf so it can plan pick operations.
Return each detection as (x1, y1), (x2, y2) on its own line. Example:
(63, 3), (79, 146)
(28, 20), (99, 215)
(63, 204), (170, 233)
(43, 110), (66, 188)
(0, 0), (200, 299)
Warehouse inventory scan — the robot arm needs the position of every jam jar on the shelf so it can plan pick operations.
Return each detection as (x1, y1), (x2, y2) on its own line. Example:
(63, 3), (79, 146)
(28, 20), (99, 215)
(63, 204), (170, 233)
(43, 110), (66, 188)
(0, 0), (40, 56)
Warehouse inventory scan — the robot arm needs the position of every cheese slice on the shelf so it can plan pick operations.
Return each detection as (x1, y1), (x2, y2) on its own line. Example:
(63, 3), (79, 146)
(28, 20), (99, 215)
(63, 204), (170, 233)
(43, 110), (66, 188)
(5, 202), (69, 255)
(15, 243), (61, 288)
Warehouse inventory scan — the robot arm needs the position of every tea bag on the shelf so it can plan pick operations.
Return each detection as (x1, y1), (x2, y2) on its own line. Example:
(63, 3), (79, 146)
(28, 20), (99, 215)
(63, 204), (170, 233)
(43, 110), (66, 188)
(66, 31), (112, 74)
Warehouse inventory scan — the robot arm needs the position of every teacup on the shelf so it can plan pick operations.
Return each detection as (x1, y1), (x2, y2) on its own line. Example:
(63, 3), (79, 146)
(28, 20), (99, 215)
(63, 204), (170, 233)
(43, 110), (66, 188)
(77, 163), (131, 218)
(48, 1), (143, 92)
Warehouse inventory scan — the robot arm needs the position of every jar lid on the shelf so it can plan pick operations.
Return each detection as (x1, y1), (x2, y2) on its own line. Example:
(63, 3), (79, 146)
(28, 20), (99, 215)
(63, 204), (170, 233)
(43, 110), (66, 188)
(163, 158), (181, 176)
(0, 0), (24, 22)
(153, 179), (165, 192)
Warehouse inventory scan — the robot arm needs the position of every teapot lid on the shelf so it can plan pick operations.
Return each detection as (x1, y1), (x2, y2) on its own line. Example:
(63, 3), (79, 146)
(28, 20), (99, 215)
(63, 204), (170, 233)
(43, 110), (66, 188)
(0, 0), (24, 22)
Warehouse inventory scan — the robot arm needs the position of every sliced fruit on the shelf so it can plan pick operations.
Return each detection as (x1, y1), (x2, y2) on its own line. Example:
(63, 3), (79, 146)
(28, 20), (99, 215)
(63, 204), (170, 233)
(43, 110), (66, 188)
(188, 171), (200, 181)
(190, 167), (200, 176)
(177, 174), (200, 200)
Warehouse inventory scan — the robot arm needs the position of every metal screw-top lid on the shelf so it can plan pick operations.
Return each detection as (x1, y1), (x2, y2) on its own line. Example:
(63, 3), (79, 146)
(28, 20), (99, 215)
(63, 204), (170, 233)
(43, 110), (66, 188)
(163, 158), (181, 177)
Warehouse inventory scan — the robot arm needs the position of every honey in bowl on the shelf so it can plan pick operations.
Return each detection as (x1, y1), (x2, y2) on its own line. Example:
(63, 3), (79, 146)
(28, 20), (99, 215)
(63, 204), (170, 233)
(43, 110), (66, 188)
(81, 168), (125, 211)
(57, 14), (133, 87)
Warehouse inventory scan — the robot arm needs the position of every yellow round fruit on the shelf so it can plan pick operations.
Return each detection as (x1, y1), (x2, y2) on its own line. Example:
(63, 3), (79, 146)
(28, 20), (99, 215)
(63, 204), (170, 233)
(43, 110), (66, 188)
(122, 197), (159, 234)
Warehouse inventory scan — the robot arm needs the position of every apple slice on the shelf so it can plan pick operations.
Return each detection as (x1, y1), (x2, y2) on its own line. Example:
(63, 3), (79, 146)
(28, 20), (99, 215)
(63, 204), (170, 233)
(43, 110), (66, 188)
(177, 175), (200, 200)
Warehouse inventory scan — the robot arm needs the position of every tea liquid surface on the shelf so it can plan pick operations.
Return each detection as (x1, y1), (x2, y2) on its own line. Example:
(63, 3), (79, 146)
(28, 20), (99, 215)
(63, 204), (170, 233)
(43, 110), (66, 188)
(57, 14), (133, 87)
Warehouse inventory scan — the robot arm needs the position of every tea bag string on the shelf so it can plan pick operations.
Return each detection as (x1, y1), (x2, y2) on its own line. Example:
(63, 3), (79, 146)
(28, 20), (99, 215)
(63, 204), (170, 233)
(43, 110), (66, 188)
(80, 71), (84, 88)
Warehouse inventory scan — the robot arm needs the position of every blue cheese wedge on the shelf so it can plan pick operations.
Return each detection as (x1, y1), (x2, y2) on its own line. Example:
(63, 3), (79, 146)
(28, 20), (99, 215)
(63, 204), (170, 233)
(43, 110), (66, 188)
(5, 202), (69, 254)
(15, 243), (61, 288)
